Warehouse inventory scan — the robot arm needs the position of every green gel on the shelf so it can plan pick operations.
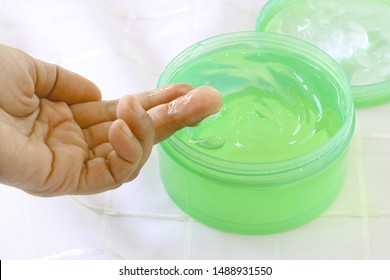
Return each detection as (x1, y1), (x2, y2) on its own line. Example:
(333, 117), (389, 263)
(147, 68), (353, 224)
(170, 48), (343, 163)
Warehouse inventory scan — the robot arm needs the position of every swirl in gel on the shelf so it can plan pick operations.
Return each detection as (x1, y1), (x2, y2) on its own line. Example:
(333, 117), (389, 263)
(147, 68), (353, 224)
(170, 47), (343, 163)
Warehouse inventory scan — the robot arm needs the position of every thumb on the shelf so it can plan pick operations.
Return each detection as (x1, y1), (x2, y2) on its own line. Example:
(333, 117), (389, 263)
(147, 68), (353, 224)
(0, 44), (39, 116)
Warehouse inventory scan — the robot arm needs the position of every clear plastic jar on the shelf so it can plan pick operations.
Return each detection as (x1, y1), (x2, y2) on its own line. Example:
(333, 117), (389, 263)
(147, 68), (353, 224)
(158, 32), (355, 234)
(256, 0), (390, 107)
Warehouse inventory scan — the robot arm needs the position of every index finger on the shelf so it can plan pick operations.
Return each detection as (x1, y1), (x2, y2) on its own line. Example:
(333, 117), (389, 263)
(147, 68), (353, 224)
(70, 84), (194, 129)
(133, 83), (194, 110)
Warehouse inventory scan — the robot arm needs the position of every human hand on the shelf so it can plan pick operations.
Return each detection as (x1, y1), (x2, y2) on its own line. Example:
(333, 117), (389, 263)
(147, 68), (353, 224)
(0, 44), (222, 196)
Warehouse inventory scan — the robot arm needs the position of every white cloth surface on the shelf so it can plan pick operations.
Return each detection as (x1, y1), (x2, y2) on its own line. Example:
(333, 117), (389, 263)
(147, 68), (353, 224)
(0, 0), (389, 260)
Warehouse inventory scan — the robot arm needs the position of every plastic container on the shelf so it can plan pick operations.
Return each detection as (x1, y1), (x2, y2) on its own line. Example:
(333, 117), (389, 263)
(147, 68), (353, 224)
(157, 32), (355, 234)
(256, 0), (390, 107)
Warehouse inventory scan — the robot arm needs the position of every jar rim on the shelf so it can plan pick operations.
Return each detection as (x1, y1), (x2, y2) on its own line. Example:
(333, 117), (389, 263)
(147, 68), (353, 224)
(158, 31), (355, 181)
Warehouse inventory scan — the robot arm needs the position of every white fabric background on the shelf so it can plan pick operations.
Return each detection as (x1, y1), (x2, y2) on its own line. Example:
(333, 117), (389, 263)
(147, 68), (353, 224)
(0, 0), (389, 260)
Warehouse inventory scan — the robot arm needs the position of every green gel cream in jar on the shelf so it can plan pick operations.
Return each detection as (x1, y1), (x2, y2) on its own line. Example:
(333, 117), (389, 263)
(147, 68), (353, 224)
(158, 32), (355, 234)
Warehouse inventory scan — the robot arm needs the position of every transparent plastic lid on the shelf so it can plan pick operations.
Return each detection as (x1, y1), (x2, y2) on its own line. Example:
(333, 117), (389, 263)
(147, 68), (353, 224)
(256, 0), (390, 107)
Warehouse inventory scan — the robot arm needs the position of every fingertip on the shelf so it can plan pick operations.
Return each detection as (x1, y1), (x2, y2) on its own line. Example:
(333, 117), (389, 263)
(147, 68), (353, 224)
(109, 119), (142, 164)
(116, 95), (136, 120)
(196, 85), (223, 115)
(150, 85), (223, 143)
(178, 85), (223, 122)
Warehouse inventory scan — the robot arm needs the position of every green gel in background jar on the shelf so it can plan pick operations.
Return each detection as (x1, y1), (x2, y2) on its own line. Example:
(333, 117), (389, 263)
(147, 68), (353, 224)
(158, 32), (355, 234)
(256, 0), (390, 107)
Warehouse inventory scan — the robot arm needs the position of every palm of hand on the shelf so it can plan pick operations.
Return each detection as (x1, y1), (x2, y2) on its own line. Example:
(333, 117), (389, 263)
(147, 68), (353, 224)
(2, 97), (90, 195)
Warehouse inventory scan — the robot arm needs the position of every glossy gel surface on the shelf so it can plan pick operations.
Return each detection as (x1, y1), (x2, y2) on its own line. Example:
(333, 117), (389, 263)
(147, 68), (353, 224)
(169, 48), (343, 163)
